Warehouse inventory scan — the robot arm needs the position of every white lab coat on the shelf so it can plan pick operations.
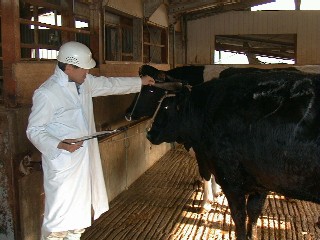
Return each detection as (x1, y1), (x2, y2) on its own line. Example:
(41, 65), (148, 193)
(26, 66), (142, 234)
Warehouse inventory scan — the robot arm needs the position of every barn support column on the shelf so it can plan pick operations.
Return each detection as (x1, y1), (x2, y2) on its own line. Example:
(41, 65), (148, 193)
(294, 0), (301, 10)
(133, 18), (143, 62)
(1, 0), (21, 239)
(1, 0), (20, 108)
(170, 24), (176, 68)
(181, 16), (188, 65)
(61, 0), (75, 43)
(89, 1), (102, 65)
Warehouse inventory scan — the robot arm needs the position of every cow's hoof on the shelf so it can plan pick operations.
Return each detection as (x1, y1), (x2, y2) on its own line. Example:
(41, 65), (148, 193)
(200, 203), (212, 213)
(214, 192), (223, 198)
(199, 207), (209, 214)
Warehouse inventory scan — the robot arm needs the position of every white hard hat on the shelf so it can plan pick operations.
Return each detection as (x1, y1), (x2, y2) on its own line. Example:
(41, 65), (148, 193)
(57, 41), (96, 69)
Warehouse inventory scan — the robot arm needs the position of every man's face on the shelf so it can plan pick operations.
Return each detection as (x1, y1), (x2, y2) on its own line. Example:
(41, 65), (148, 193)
(65, 65), (89, 84)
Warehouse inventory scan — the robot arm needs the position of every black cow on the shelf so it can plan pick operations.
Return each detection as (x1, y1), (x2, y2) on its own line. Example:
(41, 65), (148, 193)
(146, 70), (320, 240)
(127, 65), (223, 210)
(126, 64), (302, 211)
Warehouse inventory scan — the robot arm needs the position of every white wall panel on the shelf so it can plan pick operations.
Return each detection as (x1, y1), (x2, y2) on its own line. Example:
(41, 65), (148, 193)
(187, 11), (320, 65)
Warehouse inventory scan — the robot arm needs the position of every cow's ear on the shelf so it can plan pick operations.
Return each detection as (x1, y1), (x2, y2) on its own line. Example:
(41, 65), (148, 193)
(139, 64), (165, 82)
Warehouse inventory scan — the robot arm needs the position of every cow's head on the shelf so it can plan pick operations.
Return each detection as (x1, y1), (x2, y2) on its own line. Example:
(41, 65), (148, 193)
(146, 86), (191, 145)
(139, 64), (166, 82)
(125, 82), (183, 121)
(126, 64), (205, 121)
(125, 85), (166, 121)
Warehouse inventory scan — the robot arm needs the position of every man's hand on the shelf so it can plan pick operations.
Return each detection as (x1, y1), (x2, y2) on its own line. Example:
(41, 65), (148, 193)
(58, 139), (84, 153)
(141, 75), (155, 86)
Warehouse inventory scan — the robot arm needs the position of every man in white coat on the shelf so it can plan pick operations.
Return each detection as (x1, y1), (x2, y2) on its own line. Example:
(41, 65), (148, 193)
(26, 41), (155, 240)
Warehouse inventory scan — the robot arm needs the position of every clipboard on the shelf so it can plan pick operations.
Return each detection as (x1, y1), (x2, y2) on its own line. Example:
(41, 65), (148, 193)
(76, 129), (120, 142)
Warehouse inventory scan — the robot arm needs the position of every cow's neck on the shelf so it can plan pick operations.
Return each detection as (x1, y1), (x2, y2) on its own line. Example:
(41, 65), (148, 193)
(178, 96), (206, 150)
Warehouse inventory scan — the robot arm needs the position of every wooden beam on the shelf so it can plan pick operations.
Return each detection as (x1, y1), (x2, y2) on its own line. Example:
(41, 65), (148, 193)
(294, 0), (301, 10)
(61, 0), (75, 43)
(217, 35), (295, 47)
(243, 42), (262, 64)
(144, 0), (165, 19)
(20, 18), (90, 34)
(22, 0), (62, 11)
(216, 42), (294, 60)
(169, 0), (220, 15)
(133, 18), (143, 62)
(2, 0), (21, 107)
(1, 1), (21, 239)
(89, 2), (101, 65)
(185, 0), (276, 20)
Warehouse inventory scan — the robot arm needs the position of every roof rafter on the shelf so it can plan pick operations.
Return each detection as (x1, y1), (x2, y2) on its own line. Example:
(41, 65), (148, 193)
(183, 0), (275, 20)
(144, 0), (166, 19)
(169, 0), (222, 15)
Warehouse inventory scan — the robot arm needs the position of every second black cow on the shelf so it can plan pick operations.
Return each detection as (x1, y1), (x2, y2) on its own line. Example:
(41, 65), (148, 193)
(146, 70), (320, 240)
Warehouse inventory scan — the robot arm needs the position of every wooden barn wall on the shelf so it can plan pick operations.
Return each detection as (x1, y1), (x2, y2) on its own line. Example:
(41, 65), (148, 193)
(187, 10), (320, 65)
(94, 62), (170, 129)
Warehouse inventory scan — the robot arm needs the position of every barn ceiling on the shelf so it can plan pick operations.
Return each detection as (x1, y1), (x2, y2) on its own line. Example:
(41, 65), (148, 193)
(166, 0), (276, 20)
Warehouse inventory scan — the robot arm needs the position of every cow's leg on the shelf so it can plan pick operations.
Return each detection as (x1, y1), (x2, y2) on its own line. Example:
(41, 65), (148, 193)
(201, 175), (222, 211)
(246, 192), (267, 240)
(211, 174), (222, 197)
(223, 190), (247, 240)
(201, 178), (213, 211)
(188, 148), (220, 211)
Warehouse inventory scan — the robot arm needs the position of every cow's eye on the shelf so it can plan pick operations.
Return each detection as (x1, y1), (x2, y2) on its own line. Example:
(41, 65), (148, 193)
(149, 90), (154, 93)
(164, 106), (169, 110)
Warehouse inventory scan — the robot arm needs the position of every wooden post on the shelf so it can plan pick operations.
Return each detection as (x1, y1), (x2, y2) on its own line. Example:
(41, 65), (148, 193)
(133, 18), (143, 62)
(1, 1), (22, 239)
(89, 1), (102, 65)
(2, 0), (21, 108)
(61, 0), (75, 43)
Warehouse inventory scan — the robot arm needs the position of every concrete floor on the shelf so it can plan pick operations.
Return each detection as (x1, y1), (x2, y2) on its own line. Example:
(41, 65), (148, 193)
(82, 146), (320, 240)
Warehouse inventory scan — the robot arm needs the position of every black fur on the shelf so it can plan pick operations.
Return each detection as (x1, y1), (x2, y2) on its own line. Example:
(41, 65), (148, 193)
(146, 70), (320, 240)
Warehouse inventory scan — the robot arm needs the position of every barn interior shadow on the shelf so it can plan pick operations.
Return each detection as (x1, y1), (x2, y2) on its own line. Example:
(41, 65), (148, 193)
(81, 146), (320, 240)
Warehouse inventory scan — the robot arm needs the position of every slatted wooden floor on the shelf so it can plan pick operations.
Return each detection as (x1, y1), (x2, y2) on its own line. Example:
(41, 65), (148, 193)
(82, 146), (320, 240)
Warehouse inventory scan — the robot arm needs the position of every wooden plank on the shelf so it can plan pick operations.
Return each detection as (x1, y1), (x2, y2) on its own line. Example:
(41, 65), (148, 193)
(100, 62), (170, 77)
(14, 62), (56, 106)
(22, 0), (61, 11)
(20, 18), (90, 35)
(19, 171), (44, 240)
